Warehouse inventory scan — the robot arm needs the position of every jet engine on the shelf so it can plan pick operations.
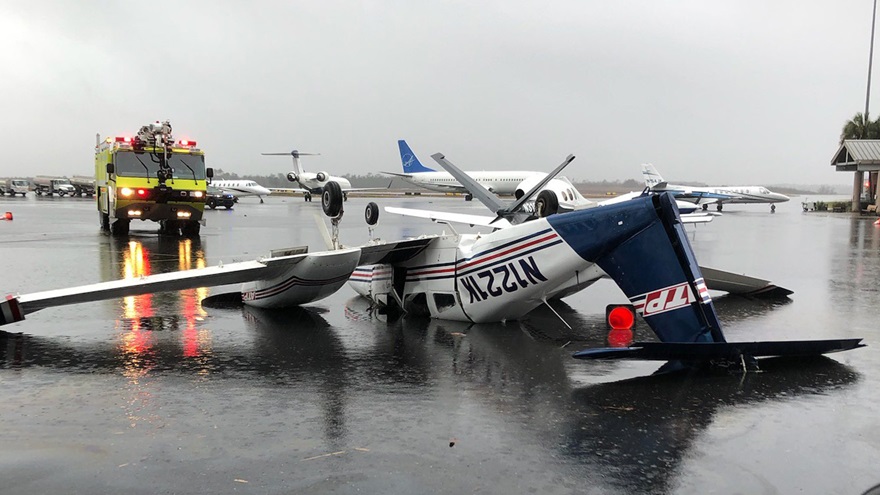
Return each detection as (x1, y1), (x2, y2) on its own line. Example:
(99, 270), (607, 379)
(316, 172), (328, 182)
(287, 172), (299, 182)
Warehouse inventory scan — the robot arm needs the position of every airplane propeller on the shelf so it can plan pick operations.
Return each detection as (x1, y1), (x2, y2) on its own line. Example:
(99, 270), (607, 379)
(430, 152), (575, 226)
(261, 150), (321, 158)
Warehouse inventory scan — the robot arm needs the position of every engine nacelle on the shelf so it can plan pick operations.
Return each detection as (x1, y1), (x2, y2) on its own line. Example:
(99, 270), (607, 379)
(287, 172), (299, 182)
(315, 171), (328, 182)
(514, 176), (589, 214)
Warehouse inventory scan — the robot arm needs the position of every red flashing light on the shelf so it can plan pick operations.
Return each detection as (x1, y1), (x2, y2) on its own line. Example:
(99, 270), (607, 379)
(115, 136), (133, 143)
(137, 189), (147, 196)
(606, 304), (636, 330)
(178, 139), (196, 147)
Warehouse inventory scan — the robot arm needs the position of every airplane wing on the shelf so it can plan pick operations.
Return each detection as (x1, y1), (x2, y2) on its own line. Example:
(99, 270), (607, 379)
(16, 259), (275, 314)
(270, 183), (393, 194)
(380, 171), (414, 179)
(679, 213), (715, 224)
(358, 236), (438, 265)
(341, 182), (393, 193)
(269, 187), (311, 194)
(384, 206), (513, 229)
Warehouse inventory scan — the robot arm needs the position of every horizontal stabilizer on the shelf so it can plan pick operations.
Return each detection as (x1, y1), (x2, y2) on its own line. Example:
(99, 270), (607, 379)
(573, 339), (865, 361)
(700, 266), (793, 298)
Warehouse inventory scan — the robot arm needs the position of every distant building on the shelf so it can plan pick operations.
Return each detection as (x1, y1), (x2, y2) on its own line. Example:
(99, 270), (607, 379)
(831, 140), (880, 211)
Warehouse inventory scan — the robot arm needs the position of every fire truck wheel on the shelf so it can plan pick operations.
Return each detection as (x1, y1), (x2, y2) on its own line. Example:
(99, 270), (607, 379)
(182, 221), (200, 238)
(110, 219), (130, 236)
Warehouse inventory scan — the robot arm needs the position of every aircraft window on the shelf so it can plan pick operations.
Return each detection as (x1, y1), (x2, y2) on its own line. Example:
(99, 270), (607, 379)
(433, 293), (456, 312)
(760, 187), (769, 194)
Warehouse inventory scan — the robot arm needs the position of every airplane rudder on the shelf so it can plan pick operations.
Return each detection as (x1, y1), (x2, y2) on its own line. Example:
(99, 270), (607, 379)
(397, 140), (433, 173)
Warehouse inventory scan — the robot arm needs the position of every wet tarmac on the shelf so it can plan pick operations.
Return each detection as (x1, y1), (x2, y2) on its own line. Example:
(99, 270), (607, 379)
(0, 194), (877, 494)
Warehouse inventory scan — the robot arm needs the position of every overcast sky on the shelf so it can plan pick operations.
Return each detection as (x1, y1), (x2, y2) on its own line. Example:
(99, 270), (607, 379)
(0, 0), (874, 185)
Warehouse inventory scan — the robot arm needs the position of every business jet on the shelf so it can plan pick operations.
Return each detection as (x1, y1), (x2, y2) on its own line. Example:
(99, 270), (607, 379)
(642, 163), (790, 212)
(4, 155), (859, 374)
(211, 179), (272, 203)
(382, 140), (545, 200)
(262, 150), (385, 202)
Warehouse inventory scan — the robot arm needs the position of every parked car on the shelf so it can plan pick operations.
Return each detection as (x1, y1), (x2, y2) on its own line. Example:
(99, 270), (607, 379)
(206, 187), (236, 209)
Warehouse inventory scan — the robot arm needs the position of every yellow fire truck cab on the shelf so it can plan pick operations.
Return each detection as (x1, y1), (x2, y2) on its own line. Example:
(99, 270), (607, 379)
(95, 121), (213, 237)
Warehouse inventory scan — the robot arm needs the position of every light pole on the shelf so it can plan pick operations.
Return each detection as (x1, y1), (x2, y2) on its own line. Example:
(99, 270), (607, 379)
(866, 0), (877, 137)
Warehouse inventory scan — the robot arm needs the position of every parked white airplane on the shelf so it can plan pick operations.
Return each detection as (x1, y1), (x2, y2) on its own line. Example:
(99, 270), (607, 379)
(262, 150), (384, 202)
(211, 179), (272, 203)
(642, 163), (790, 212)
(386, 154), (718, 229)
(6, 161), (850, 376)
(382, 140), (546, 200)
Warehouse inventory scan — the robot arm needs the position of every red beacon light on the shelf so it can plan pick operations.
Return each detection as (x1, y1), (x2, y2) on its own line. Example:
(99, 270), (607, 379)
(605, 304), (636, 348)
(114, 136), (133, 143)
(606, 304), (636, 330)
(177, 139), (196, 147)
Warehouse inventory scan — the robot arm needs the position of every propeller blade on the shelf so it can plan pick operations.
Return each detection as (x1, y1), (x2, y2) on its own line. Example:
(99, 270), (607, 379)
(261, 152), (321, 156)
(430, 153), (505, 213)
(499, 154), (575, 215)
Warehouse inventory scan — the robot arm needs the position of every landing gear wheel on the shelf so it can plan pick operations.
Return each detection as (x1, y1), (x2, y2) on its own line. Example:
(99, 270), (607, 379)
(304, 193), (312, 202)
(110, 219), (130, 236)
(770, 204), (776, 213)
(365, 201), (379, 225)
(716, 203), (723, 212)
(701, 204), (708, 211)
(464, 193), (473, 201)
(322, 181), (343, 217)
(535, 190), (559, 217)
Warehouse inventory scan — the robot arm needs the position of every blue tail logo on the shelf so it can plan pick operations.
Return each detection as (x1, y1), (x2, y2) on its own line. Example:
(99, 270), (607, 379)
(398, 140), (435, 173)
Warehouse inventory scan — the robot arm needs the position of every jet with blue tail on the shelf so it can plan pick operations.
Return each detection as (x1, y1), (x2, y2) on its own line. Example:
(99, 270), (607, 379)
(0, 152), (861, 374)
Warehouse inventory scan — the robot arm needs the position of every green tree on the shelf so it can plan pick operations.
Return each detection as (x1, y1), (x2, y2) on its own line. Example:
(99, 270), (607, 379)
(840, 112), (880, 144)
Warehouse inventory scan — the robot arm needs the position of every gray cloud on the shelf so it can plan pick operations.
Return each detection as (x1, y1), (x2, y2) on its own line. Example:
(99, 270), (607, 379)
(0, 0), (870, 185)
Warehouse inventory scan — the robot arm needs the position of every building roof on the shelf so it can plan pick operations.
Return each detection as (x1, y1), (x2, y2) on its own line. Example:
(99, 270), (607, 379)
(832, 140), (880, 171)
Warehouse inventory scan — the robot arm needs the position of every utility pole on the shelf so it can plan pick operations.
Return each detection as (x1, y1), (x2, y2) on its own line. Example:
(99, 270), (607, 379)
(866, 0), (878, 137)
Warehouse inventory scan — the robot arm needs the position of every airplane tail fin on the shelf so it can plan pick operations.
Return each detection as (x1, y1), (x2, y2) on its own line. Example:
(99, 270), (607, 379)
(262, 150), (319, 177)
(548, 192), (725, 344)
(398, 140), (435, 173)
(641, 163), (665, 189)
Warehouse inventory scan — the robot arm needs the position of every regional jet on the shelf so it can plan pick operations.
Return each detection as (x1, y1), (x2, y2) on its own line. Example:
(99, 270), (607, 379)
(642, 163), (790, 212)
(262, 150), (388, 202)
(382, 140), (546, 200)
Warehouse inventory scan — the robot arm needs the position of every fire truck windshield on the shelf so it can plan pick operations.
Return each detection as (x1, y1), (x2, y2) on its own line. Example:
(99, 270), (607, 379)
(114, 151), (207, 180)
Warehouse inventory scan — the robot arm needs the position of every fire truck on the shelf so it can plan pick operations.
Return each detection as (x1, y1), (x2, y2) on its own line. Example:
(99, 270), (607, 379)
(95, 121), (213, 236)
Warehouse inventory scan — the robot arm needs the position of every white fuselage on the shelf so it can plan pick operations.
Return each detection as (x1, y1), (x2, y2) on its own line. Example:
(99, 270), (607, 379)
(685, 185), (790, 205)
(212, 180), (272, 198)
(350, 219), (597, 323)
(295, 173), (352, 193)
(399, 171), (545, 195)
